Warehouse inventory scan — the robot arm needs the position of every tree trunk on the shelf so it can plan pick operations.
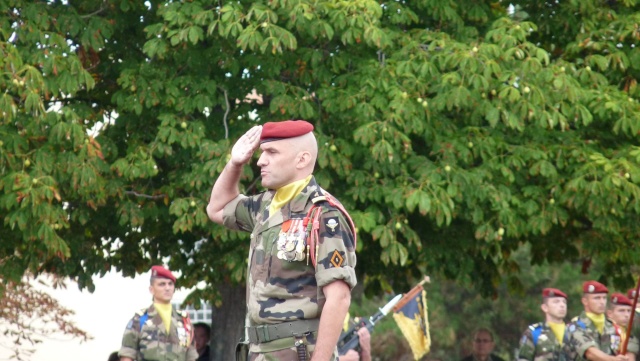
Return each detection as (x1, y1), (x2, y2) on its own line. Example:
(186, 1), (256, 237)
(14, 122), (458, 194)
(210, 283), (246, 361)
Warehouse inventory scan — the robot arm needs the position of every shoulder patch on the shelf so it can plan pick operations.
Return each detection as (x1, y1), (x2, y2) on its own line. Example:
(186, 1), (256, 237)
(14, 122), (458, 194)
(325, 217), (340, 236)
(569, 324), (576, 333)
(126, 319), (134, 330)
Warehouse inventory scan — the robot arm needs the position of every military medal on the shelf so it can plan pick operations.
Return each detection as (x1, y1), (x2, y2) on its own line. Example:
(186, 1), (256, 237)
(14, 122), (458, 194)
(277, 218), (307, 262)
(178, 326), (187, 347)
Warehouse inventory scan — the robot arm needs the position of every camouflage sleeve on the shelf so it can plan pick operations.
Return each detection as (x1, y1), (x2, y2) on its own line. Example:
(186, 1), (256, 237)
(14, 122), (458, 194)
(628, 335), (639, 355)
(516, 329), (535, 361)
(118, 315), (141, 360)
(567, 325), (598, 359)
(222, 194), (254, 232)
(314, 208), (357, 290)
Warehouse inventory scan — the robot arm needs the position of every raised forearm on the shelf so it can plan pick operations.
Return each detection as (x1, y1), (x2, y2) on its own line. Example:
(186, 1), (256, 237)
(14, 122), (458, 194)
(206, 161), (243, 224)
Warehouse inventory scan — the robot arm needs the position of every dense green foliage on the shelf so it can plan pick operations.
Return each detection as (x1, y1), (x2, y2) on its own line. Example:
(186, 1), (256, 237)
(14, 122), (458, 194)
(2, 0), (640, 323)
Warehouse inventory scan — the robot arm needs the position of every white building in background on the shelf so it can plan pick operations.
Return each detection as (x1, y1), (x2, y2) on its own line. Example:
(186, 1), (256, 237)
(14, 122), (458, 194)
(174, 302), (213, 325)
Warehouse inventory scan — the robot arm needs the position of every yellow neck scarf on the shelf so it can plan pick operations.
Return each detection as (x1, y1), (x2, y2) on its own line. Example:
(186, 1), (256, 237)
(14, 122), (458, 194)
(548, 321), (566, 345)
(154, 302), (172, 334)
(586, 312), (605, 334)
(269, 175), (312, 217)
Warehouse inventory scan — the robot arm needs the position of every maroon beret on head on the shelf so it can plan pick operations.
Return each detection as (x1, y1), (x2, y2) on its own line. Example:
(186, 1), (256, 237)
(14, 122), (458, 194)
(542, 288), (567, 299)
(583, 280), (608, 294)
(150, 265), (176, 282)
(260, 120), (314, 143)
(611, 293), (633, 307)
(628, 289), (637, 300)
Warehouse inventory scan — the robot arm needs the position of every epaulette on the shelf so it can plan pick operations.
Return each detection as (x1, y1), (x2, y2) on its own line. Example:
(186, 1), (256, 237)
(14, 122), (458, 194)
(528, 322), (542, 331)
(571, 316), (578, 322)
(178, 309), (189, 318)
(135, 308), (147, 317)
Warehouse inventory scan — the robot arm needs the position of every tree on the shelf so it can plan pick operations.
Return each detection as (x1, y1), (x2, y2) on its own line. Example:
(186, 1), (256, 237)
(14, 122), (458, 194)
(0, 276), (91, 360)
(2, 0), (640, 358)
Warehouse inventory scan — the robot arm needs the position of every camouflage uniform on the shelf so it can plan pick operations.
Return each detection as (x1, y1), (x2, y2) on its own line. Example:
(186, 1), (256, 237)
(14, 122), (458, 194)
(517, 322), (568, 361)
(119, 304), (198, 361)
(564, 312), (618, 361)
(223, 177), (357, 360)
(611, 323), (639, 356)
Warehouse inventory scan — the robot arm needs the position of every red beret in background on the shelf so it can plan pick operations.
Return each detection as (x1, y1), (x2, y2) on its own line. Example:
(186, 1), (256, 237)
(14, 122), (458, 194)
(542, 288), (567, 299)
(150, 265), (176, 282)
(628, 289), (637, 300)
(611, 293), (633, 306)
(260, 120), (314, 143)
(583, 280), (608, 294)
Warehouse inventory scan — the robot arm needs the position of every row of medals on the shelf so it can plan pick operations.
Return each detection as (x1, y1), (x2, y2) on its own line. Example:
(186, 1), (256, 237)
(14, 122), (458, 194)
(277, 218), (307, 262)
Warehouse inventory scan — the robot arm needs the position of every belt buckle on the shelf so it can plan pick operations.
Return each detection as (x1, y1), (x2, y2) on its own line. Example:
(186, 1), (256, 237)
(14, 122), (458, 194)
(255, 324), (270, 343)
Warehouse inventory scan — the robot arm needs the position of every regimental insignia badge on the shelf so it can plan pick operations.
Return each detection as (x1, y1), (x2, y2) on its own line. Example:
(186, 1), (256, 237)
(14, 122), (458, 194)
(588, 284), (595, 293)
(330, 249), (344, 268)
(325, 217), (339, 236)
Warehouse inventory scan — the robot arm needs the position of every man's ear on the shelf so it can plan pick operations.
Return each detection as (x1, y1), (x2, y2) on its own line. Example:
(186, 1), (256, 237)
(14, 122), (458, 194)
(296, 151), (312, 169)
(541, 303), (548, 314)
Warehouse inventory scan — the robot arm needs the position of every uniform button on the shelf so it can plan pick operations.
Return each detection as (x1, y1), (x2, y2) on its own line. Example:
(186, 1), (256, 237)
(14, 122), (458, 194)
(250, 233), (255, 239)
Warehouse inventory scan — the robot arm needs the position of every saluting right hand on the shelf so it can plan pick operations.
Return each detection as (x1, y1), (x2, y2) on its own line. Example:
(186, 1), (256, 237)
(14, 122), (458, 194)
(230, 125), (262, 166)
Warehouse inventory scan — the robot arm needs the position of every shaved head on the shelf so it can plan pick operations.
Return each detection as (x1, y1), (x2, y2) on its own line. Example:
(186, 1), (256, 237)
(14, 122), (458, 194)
(288, 132), (317, 173)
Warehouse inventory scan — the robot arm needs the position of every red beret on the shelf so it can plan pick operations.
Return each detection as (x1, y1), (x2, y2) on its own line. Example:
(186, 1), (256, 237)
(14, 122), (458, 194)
(542, 288), (567, 299)
(150, 265), (176, 282)
(583, 280), (608, 294)
(611, 293), (633, 307)
(628, 289), (637, 300)
(260, 120), (314, 143)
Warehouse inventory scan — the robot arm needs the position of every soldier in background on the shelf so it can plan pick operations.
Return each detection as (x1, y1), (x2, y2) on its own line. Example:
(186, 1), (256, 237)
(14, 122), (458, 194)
(606, 293), (638, 359)
(206, 121), (357, 361)
(118, 265), (197, 361)
(460, 328), (505, 361)
(564, 280), (628, 361)
(517, 288), (569, 361)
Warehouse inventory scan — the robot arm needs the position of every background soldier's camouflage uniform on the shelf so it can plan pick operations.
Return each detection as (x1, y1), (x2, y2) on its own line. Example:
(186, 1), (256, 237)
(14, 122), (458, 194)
(119, 304), (198, 361)
(223, 177), (357, 360)
(564, 312), (618, 361)
(517, 322), (567, 361)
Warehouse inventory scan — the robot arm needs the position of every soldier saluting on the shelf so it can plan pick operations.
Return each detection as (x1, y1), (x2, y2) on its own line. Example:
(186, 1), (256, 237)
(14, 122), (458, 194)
(207, 120), (357, 361)
(118, 265), (197, 361)
(517, 288), (569, 361)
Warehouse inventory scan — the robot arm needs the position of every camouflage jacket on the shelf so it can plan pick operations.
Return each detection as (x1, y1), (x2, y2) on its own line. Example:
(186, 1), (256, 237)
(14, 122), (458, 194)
(223, 176), (357, 354)
(564, 312), (618, 361)
(517, 322), (568, 361)
(119, 304), (198, 361)
(610, 322), (639, 355)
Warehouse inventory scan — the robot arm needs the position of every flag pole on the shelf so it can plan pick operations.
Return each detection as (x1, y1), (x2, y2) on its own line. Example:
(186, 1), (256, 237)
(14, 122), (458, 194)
(622, 276), (640, 355)
(393, 276), (431, 312)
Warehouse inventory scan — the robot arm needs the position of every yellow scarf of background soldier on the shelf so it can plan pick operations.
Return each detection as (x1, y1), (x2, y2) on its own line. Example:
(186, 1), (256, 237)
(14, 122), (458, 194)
(269, 175), (312, 217)
(154, 302), (173, 333)
(586, 312), (605, 334)
(548, 321), (566, 345)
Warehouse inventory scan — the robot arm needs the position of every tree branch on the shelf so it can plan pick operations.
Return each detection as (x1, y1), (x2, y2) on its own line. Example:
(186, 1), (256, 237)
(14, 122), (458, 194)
(125, 191), (166, 200)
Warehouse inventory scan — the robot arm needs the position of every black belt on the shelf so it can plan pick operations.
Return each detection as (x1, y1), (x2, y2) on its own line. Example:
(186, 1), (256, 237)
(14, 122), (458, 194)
(247, 319), (320, 344)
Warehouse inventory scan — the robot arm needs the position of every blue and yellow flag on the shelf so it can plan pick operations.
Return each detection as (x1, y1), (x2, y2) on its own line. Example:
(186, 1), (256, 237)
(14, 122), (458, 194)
(392, 286), (431, 360)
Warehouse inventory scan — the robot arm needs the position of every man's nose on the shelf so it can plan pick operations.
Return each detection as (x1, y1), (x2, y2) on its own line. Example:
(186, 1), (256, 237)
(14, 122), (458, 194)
(257, 154), (267, 166)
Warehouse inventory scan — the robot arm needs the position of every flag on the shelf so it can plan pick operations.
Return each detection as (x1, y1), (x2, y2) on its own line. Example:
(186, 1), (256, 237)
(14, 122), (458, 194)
(392, 285), (431, 360)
